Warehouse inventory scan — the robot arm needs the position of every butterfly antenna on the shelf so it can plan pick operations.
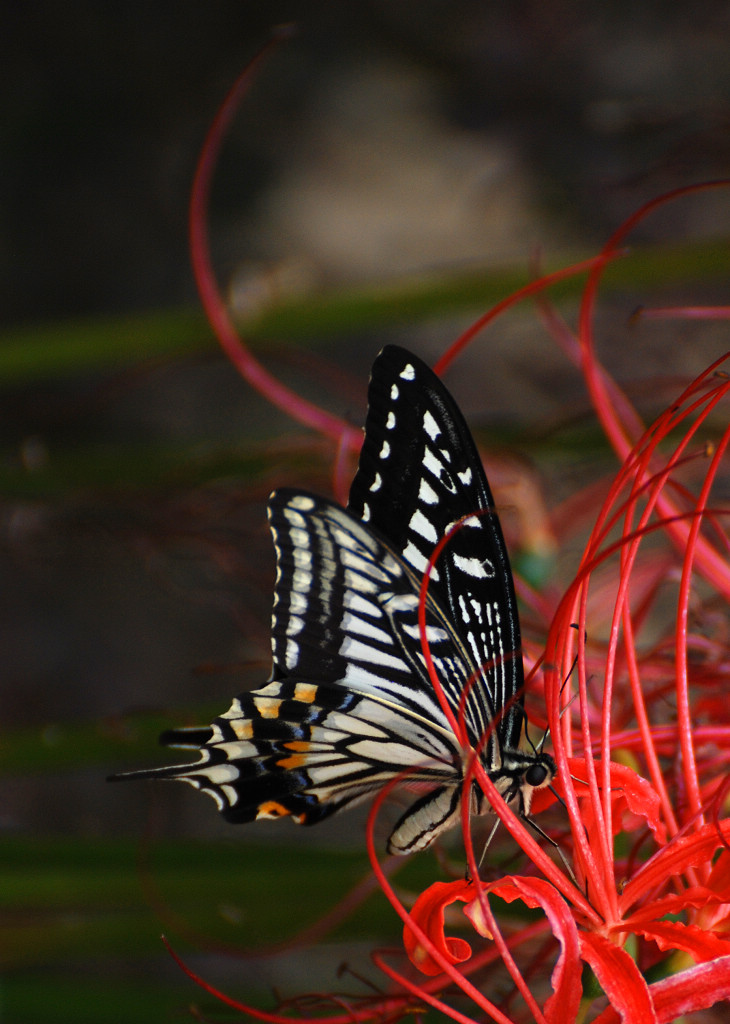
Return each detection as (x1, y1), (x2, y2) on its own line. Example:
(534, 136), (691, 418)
(528, 632), (583, 753)
(523, 704), (551, 756)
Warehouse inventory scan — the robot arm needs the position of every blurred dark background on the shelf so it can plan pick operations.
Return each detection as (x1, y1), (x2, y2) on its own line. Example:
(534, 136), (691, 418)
(6, 1), (730, 324)
(2, 3), (730, 1021)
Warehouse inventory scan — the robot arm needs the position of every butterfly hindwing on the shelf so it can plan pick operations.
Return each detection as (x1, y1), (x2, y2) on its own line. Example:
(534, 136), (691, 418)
(117, 491), (475, 851)
(159, 677), (462, 848)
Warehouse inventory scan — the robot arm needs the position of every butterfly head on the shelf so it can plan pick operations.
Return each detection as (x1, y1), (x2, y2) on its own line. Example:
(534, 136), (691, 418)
(485, 749), (557, 818)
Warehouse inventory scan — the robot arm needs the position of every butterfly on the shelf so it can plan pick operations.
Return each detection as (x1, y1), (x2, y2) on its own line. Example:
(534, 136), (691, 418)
(111, 346), (556, 854)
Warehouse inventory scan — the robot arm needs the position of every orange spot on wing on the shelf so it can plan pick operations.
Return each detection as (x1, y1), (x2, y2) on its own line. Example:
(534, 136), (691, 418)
(278, 739), (312, 766)
(294, 683), (317, 703)
(231, 719), (254, 740)
(277, 754), (307, 768)
(256, 801), (290, 819)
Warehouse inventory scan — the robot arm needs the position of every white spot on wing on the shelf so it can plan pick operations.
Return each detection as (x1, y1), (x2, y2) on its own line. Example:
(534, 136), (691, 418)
(285, 638), (299, 668)
(289, 527), (310, 547)
(292, 569), (312, 592)
(409, 509), (438, 543)
(453, 553), (493, 578)
(290, 495), (315, 512)
(350, 739), (438, 766)
(422, 446), (443, 479)
(401, 623), (449, 643)
(196, 763), (240, 785)
(418, 479), (438, 504)
(220, 698), (244, 719)
(324, 710), (387, 738)
(293, 548), (312, 569)
(343, 568), (378, 595)
(382, 593), (419, 614)
(344, 591), (382, 618)
(260, 682), (284, 696)
(307, 761), (369, 784)
(286, 615), (304, 636)
(402, 540), (440, 580)
(284, 508), (306, 528)
(423, 410), (440, 441)
(217, 740), (258, 760)
(342, 612), (391, 644)
(340, 636), (408, 671)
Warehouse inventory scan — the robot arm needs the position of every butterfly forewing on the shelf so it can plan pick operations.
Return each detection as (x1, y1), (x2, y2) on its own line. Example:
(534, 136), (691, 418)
(348, 346), (524, 753)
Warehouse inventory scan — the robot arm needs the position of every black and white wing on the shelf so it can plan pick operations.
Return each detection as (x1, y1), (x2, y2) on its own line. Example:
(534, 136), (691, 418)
(110, 347), (555, 854)
(113, 492), (483, 853)
(348, 346), (525, 756)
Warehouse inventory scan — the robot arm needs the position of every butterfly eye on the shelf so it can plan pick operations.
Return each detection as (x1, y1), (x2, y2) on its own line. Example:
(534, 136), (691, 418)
(524, 763), (549, 789)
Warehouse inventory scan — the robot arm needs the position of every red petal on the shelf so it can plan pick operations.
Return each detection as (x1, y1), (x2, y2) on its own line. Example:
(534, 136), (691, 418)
(403, 880), (477, 977)
(580, 931), (658, 1024)
(708, 848), (730, 898)
(625, 886), (727, 926)
(481, 877), (582, 1024)
(604, 762), (666, 843)
(649, 955), (730, 1022)
(592, 956), (730, 1024)
(558, 758), (666, 843)
(621, 821), (730, 914)
(632, 921), (730, 963)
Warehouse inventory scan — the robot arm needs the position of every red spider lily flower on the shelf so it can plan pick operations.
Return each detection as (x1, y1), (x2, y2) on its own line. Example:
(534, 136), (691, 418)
(402, 381), (730, 1020)
(390, 194), (730, 1021)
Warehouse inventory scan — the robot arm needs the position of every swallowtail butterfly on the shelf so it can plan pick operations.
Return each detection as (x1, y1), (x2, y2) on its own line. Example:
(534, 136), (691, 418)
(111, 346), (555, 854)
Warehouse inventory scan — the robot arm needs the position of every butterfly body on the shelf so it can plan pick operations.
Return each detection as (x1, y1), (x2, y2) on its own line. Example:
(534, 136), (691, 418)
(112, 347), (555, 854)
